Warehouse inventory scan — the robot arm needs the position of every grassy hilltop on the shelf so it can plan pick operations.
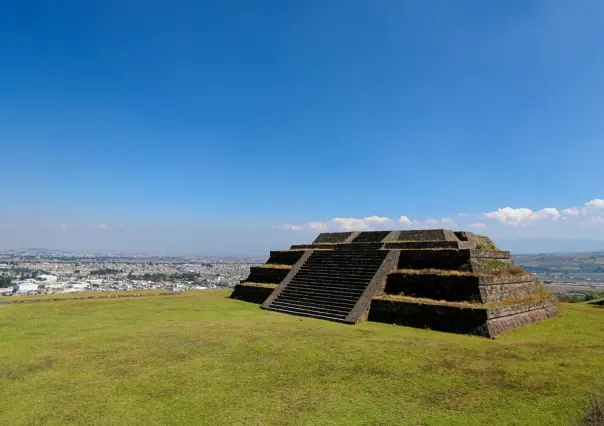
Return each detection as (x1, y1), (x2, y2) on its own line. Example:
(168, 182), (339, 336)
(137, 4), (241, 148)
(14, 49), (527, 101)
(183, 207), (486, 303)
(1, 290), (604, 425)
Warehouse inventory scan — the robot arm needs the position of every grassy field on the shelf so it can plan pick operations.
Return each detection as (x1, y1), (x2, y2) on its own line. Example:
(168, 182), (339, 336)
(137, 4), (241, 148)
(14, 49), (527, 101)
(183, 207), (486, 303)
(0, 290), (172, 302)
(1, 290), (604, 425)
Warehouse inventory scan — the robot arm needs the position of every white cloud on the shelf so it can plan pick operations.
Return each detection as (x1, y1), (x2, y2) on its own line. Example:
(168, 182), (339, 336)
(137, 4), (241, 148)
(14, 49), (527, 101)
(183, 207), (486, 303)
(399, 216), (420, 227)
(585, 199), (604, 209)
(59, 224), (68, 229)
(95, 224), (109, 229)
(582, 198), (604, 215)
(562, 207), (580, 216)
(280, 198), (604, 241)
(363, 216), (391, 224)
(331, 217), (372, 231)
(582, 216), (604, 226)
(531, 208), (561, 221)
(284, 216), (392, 232)
(422, 217), (457, 227)
(308, 222), (326, 231)
(484, 207), (560, 226)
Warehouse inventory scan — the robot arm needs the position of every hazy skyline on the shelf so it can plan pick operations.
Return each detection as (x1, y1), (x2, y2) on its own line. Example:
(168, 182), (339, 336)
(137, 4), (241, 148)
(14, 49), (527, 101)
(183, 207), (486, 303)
(1, 1), (603, 254)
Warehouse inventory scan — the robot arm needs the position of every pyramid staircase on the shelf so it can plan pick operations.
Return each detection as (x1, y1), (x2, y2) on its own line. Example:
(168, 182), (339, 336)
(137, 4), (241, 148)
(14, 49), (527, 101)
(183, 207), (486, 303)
(262, 243), (389, 323)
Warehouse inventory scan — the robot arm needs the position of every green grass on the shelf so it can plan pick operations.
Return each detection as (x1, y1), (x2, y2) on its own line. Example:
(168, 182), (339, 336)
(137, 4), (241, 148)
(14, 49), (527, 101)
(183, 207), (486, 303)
(1, 290), (171, 302)
(238, 282), (278, 288)
(1, 291), (604, 425)
(258, 264), (293, 269)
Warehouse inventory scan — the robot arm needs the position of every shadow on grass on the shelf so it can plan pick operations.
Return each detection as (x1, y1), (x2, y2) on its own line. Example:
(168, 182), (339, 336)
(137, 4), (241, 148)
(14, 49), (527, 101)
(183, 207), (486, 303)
(577, 394), (604, 426)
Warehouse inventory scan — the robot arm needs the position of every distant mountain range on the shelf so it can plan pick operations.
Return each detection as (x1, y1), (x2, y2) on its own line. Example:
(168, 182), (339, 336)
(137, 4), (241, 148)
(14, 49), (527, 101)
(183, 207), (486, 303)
(496, 239), (604, 255)
(4, 239), (604, 257)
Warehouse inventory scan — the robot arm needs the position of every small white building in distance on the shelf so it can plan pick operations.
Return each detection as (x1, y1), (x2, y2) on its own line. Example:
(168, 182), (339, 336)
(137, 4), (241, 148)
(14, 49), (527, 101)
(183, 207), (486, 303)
(69, 282), (89, 290)
(37, 274), (58, 283)
(13, 282), (39, 292)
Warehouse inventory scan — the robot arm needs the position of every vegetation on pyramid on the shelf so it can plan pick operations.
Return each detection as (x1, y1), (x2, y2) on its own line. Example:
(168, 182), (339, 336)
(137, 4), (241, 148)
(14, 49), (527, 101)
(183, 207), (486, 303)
(230, 229), (559, 337)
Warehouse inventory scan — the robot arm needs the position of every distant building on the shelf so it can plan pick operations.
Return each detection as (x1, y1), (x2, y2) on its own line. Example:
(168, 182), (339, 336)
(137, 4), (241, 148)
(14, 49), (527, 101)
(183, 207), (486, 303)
(37, 274), (58, 283)
(13, 282), (39, 292)
(69, 282), (89, 290)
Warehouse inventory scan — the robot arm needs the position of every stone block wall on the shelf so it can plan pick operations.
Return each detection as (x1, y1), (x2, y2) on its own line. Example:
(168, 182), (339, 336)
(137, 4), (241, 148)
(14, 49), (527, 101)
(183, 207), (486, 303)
(312, 232), (353, 243)
(230, 284), (275, 304)
(368, 298), (489, 336)
(391, 229), (450, 241)
(245, 267), (291, 284)
(351, 231), (392, 243)
(266, 250), (305, 265)
(398, 249), (472, 270)
(384, 273), (482, 302)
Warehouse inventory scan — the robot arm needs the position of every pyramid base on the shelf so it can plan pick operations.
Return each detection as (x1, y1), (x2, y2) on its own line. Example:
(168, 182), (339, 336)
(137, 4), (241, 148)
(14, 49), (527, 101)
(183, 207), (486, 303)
(230, 283), (275, 304)
(368, 296), (559, 338)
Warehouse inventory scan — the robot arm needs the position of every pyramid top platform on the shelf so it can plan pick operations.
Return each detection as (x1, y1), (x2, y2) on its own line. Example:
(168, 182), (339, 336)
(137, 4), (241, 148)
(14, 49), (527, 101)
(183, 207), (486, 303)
(286, 229), (499, 251)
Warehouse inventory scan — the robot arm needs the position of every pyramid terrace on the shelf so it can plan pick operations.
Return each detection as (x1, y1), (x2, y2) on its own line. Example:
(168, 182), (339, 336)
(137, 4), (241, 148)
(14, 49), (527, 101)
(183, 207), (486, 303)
(231, 229), (559, 337)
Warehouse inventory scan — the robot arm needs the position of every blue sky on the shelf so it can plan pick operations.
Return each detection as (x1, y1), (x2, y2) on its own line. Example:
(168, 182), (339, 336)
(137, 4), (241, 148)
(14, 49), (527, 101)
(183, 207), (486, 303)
(1, 0), (603, 253)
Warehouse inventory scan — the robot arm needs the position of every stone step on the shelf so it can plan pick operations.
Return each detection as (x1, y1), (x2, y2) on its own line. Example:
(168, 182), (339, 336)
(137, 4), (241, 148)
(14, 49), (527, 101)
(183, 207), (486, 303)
(267, 305), (350, 322)
(307, 257), (384, 262)
(282, 286), (365, 298)
(289, 278), (370, 288)
(293, 271), (376, 279)
(323, 252), (385, 257)
(300, 269), (380, 275)
(309, 252), (384, 261)
(282, 283), (365, 295)
(294, 269), (377, 276)
(290, 274), (371, 283)
(300, 266), (382, 273)
(285, 286), (366, 296)
(384, 241), (461, 250)
(275, 294), (357, 309)
(310, 251), (385, 256)
(291, 273), (373, 282)
(336, 243), (383, 248)
(270, 300), (350, 316)
(265, 244), (387, 323)
(303, 260), (385, 266)
(269, 301), (349, 318)
(280, 286), (362, 299)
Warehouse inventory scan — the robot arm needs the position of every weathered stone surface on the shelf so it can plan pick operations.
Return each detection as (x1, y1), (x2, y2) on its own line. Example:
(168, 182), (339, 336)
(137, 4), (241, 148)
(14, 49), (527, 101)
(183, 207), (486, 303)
(230, 283), (275, 304)
(368, 297), (490, 336)
(479, 281), (544, 303)
(245, 266), (291, 284)
(391, 229), (450, 241)
(398, 249), (471, 270)
(385, 241), (467, 250)
(266, 250), (305, 265)
(313, 232), (353, 243)
(368, 296), (559, 338)
(384, 273), (483, 302)
(351, 231), (392, 243)
(486, 299), (559, 337)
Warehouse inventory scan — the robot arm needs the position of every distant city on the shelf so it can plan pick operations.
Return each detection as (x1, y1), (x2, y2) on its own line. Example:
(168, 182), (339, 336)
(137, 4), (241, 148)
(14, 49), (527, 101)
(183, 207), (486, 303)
(2, 247), (604, 298)
(0, 249), (264, 296)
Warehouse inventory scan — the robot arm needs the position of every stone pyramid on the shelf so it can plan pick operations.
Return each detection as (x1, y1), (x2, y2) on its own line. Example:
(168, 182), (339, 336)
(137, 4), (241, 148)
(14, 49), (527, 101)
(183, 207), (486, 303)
(230, 229), (559, 337)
